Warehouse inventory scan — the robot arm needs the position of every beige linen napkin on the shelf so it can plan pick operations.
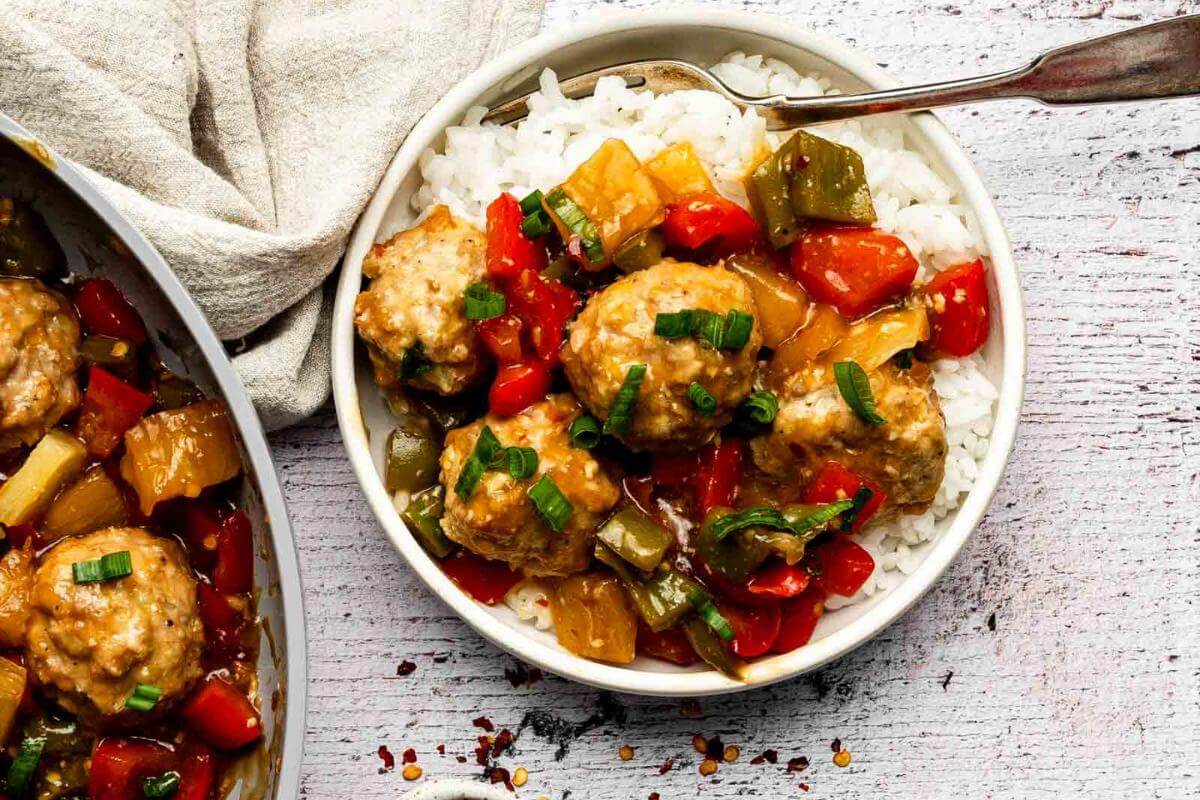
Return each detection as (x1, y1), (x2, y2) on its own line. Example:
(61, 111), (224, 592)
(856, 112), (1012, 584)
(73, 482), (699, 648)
(0, 0), (544, 429)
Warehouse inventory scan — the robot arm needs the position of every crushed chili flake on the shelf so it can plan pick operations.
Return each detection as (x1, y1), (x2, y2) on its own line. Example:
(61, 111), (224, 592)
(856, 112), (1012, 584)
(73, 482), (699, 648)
(474, 736), (492, 766)
(436, 744), (446, 755)
(799, 782), (810, 791)
(377, 745), (395, 773)
(692, 734), (707, 754)
(489, 766), (514, 790)
(723, 745), (740, 762)
(456, 755), (467, 764)
(396, 660), (417, 676)
(831, 738), (842, 753)
(699, 758), (718, 777)
(658, 757), (675, 775)
(402, 748), (417, 764)
(492, 729), (515, 758)
(649, 794), (660, 800)
(619, 744), (635, 761)
(706, 736), (725, 760)
(786, 756), (810, 773)
(504, 663), (545, 688)
(750, 748), (777, 765)
(401, 764), (422, 781)
(512, 767), (529, 788)
(833, 748), (852, 768)
(474, 716), (496, 732)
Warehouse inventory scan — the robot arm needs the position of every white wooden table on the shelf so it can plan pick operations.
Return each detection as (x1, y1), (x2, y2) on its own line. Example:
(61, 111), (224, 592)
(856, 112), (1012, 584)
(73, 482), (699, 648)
(277, 1), (1200, 797)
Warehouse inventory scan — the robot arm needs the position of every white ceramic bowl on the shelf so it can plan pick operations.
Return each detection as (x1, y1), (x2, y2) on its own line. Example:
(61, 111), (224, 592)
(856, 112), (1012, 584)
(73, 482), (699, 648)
(332, 9), (1025, 696)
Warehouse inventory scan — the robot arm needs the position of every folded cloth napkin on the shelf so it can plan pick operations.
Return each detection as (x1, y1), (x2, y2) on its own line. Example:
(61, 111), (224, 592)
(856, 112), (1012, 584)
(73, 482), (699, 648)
(0, 0), (544, 429)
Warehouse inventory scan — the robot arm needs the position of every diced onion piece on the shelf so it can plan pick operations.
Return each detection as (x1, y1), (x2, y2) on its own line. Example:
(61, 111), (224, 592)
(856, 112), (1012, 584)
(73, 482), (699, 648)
(643, 142), (715, 202)
(768, 303), (849, 385)
(725, 253), (810, 348)
(0, 430), (87, 526)
(0, 657), (26, 742)
(119, 401), (243, 515)
(823, 304), (929, 374)
(43, 465), (129, 539)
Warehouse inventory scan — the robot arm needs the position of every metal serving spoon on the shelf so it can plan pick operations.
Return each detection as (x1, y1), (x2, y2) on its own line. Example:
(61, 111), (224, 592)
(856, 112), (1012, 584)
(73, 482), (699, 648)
(483, 14), (1200, 128)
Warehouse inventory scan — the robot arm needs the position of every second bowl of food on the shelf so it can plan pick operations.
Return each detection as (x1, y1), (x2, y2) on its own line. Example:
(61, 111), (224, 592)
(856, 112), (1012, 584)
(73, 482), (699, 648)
(332, 9), (1024, 695)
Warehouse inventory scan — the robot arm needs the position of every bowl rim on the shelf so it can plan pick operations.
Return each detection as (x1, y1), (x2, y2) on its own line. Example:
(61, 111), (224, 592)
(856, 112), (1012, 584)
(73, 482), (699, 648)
(332, 7), (1026, 696)
(0, 114), (308, 792)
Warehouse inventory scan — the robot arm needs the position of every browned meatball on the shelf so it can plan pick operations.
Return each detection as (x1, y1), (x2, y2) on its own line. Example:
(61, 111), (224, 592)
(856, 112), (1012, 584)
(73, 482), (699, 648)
(0, 278), (80, 451)
(439, 395), (620, 577)
(561, 260), (761, 451)
(25, 528), (204, 723)
(752, 361), (947, 512)
(354, 206), (488, 395)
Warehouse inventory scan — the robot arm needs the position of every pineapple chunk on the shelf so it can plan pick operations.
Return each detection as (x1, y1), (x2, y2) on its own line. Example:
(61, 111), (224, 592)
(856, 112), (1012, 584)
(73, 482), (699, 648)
(644, 142), (715, 202)
(0, 430), (87, 527)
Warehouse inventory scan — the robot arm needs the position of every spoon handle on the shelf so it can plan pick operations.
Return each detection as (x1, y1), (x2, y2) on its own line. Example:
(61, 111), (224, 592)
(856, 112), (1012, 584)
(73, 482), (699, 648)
(760, 14), (1200, 126)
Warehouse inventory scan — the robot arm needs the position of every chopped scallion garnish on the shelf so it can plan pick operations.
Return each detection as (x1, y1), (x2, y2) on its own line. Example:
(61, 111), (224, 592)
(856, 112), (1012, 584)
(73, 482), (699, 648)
(840, 486), (875, 532)
(653, 308), (755, 351)
(398, 341), (432, 379)
(496, 447), (538, 481)
(518, 190), (545, 216)
(545, 188), (604, 264)
(740, 391), (778, 425)
(528, 474), (573, 532)
(454, 426), (502, 501)
(143, 771), (181, 800)
(709, 500), (856, 543)
(785, 499), (857, 536)
(124, 683), (163, 712)
(602, 364), (647, 436)
(520, 209), (553, 240)
(72, 550), (133, 584)
(568, 414), (602, 449)
(5, 737), (44, 796)
(687, 382), (717, 415)
(722, 310), (754, 350)
(688, 590), (734, 642)
(833, 361), (887, 425)
(464, 282), (506, 320)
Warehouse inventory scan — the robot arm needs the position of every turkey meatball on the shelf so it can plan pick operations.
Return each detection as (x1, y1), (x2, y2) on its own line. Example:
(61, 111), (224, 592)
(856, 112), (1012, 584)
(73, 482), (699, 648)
(0, 278), (80, 451)
(439, 394), (620, 577)
(25, 527), (204, 723)
(354, 205), (488, 395)
(752, 361), (947, 512)
(561, 260), (761, 451)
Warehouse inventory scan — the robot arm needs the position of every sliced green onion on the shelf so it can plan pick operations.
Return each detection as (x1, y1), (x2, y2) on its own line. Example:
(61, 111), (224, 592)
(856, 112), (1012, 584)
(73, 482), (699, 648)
(893, 348), (914, 369)
(464, 282), (506, 320)
(602, 364), (647, 436)
(740, 391), (778, 425)
(72, 550), (133, 584)
(545, 187), (604, 264)
(687, 382), (717, 416)
(454, 425), (502, 501)
(6, 736), (45, 796)
(709, 507), (792, 543)
(124, 683), (163, 712)
(518, 189), (545, 216)
(653, 310), (695, 340)
(528, 474), (574, 532)
(784, 499), (856, 536)
(143, 771), (181, 800)
(499, 447), (538, 481)
(398, 341), (432, 379)
(688, 590), (734, 642)
(834, 361), (887, 425)
(520, 210), (552, 239)
(722, 310), (754, 350)
(840, 486), (875, 532)
(568, 415), (602, 449)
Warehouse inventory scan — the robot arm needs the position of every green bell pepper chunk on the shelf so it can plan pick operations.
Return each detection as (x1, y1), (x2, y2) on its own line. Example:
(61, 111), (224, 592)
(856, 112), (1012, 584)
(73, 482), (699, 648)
(681, 617), (745, 678)
(612, 229), (665, 274)
(596, 506), (672, 572)
(401, 486), (456, 559)
(694, 504), (842, 583)
(384, 420), (440, 494)
(595, 543), (698, 632)
(0, 198), (64, 278)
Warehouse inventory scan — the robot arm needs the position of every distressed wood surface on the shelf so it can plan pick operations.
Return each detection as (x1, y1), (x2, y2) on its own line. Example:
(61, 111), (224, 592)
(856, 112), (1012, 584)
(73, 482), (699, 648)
(276, 1), (1200, 797)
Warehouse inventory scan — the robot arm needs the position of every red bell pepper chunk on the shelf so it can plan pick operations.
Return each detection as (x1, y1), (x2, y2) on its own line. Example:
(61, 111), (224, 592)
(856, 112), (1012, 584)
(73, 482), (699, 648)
(487, 360), (551, 418)
(504, 268), (578, 365)
(74, 278), (148, 345)
(801, 461), (885, 533)
(173, 741), (216, 800)
(770, 583), (827, 654)
(790, 227), (919, 319)
(746, 561), (812, 599)
(650, 451), (698, 492)
(636, 624), (698, 666)
(182, 504), (221, 572)
(440, 550), (522, 605)
(485, 194), (546, 280)
(476, 313), (525, 365)
(75, 366), (154, 458)
(812, 534), (875, 597)
(923, 258), (990, 357)
(197, 581), (244, 654)
(718, 601), (782, 658)
(4, 524), (44, 552)
(179, 678), (263, 750)
(694, 439), (744, 514)
(211, 510), (253, 595)
(89, 738), (174, 800)
(661, 192), (760, 254)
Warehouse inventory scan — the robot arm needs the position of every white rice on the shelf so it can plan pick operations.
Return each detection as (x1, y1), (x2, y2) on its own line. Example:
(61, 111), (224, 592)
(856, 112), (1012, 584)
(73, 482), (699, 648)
(412, 52), (997, 621)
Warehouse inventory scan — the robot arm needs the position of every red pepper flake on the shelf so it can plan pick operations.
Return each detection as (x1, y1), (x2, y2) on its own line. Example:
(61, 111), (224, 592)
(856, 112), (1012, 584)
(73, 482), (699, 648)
(396, 660), (417, 676)
(474, 736), (492, 766)
(504, 663), (545, 688)
(799, 782), (810, 792)
(473, 716), (495, 732)
(377, 745), (395, 773)
(658, 757), (675, 775)
(831, 737), (842, 753)
(649, 794), (660, 800)
(489, 766), (514, 791)
(750, 748), (778, 765)
(436, 744), (446, 755)
(786, 756), (810, 773)
(706, 736), (726, 761)
(402, 748), (417, 764)
(492, 729), (515, 758)
(455, 755), (467, 764)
